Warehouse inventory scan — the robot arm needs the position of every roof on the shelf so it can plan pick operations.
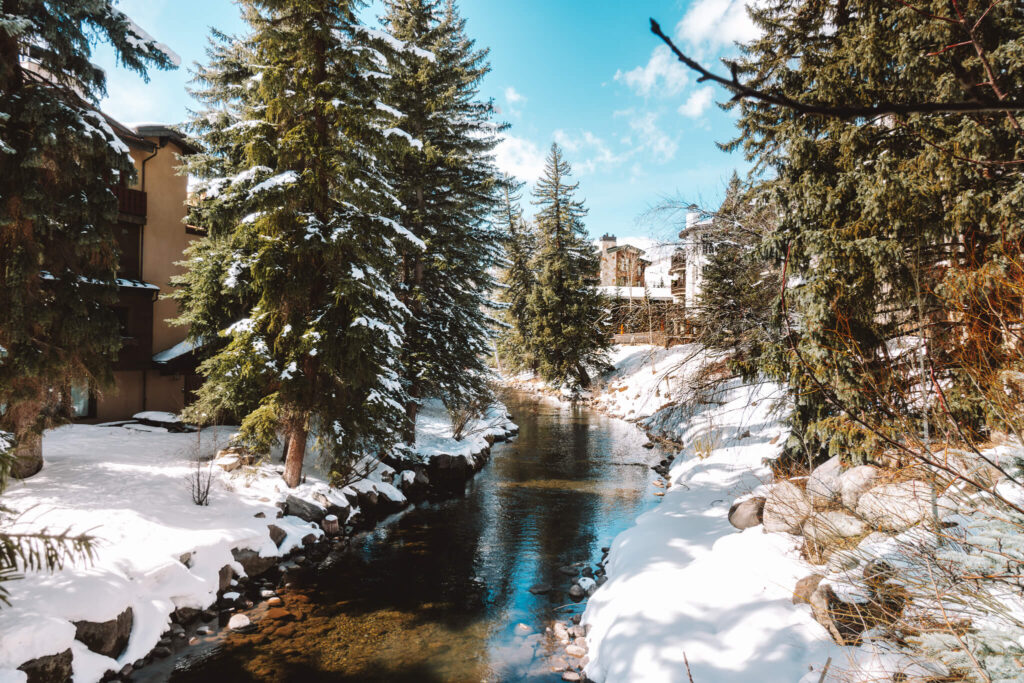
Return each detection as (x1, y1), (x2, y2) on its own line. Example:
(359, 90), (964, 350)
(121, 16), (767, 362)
(130, 124), (201, 155)
(116, 278), (160, 291)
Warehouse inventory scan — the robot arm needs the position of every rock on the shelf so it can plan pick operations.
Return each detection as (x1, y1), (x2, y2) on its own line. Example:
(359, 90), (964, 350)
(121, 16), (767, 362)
(568, 584), (586, 601)
(196, 626), (213, 636)
(201, 609), (218, 622)
(572, 637), (587, 649)
(528, 584), (552, 595)
(826, 550), (861, 573)
(179, 552), (193, 568)
(173, 606), (201, 625)
(863, 558), (897, 585)
(312, 492), (351, 523)
(565, 644), (587, 658)
(267, 597), (283, 607)
(514, 623), (532, 636)
(254, 511), (265, 518)
(856, 480), (933, 532)
(268, 524), (287, 548)
(642, 441), (655, 449)
(549, 656), (570, 672)
(227, 614), (253, 632)
(806, 456), (843, 505)
(282, 494), (326, 523)
(215, 455), (242, 472)
(74, 607), (133, 659)
(17, 649), (73, 683)
(266, 608), (294, 622)
(792, 574), (824, 605)
(558, 566), (578, 577)
(839, 465), (881, 510)
(562, 672), (582, 681)
(218, 564), (234, 592)
(119, 663), (134, 678)
(763, 481), (812, 534)
(801, 510), (868, 546)
(728, 496), (766, 530)
(301, 532), (317, 546)
(808, 582), (900, 646)
(152, 646), (172, 658)
(232, 548), (278, 578)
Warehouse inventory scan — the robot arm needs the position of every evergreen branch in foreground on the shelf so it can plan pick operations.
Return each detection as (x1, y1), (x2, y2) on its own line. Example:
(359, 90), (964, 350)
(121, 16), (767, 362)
(0, 514), (97, 606)
(649, 19), (1024, 119)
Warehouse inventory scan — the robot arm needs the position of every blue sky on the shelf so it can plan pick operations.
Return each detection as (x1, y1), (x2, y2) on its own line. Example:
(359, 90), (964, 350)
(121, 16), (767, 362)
(95, 0), (757, 241)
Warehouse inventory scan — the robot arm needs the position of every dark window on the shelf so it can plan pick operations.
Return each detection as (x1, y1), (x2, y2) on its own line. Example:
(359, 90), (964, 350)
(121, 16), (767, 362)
(114, 223), (142, 279)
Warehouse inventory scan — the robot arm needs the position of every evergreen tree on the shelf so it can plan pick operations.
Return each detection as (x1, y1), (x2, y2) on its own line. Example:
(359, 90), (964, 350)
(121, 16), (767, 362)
(380, 0), (503, 437)
(0, 3), (176, 479)
(729, 0), (1024, 464)
(495, 175), (538, 374)
(526, 143), (610, 388)
(175, 0), (419, 487)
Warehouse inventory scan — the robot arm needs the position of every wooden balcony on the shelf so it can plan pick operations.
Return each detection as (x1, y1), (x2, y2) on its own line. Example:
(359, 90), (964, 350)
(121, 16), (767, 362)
(113, 186), (147, 223)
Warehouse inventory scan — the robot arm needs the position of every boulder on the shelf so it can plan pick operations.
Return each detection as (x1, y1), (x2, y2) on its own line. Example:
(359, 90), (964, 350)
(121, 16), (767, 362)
(281, 494), (326, 523)
(268, 524), (287, 548)
(73, 607), (133, 659)
(565, 644), (587, 658)
(227, 614), (253, 632)
(172, 606), (201, 626)
(801, 511), (868, 546)
(809, 581), (904, 646)
(528, 584), (552, 595)
(568, 584), (586, 601)
(806, 456), (843, 505)
(232, 548), (278, 578)
(312, 492), (350, 523)
(728, 496), (766, 530)
(792, 574), (824, 605)
(839, 465), (880, 510)
(856, 480), (933, 532)
(218, 564), (235, 592)
(763, 481), (812, 534)
(18, 649), (73, 683)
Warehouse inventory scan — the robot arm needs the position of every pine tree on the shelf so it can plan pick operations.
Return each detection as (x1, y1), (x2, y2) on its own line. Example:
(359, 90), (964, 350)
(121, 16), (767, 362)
(380, 0), (504, 438)
(526, 143), (610, 388)
(495, 175), (537, 374)
(0, 3), (176, 479)
(175, 0), (420, 488)
(729, 0), (1024, 464)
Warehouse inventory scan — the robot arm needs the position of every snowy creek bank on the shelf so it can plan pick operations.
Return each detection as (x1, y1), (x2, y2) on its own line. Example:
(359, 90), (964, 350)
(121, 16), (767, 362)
(142, 391), (667, 682)
(0, 400), (516, 683)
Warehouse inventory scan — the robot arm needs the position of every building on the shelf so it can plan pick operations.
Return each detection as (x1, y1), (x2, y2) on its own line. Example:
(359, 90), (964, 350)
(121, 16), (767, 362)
(597, 234), (650, 287)
(71, 118), (202, 421)
(595, 235), (677, 345)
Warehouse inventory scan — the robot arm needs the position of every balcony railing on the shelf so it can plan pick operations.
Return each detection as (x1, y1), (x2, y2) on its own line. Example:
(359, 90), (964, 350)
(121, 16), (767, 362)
(113, 186), (147, 219)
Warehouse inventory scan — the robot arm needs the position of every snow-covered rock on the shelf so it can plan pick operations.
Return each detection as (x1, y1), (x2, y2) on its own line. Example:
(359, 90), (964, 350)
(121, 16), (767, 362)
(728, 496), (765, 530)
(839, 465), (880, 510)
(763, 481), (813, 534)
(806, 455), (842, 505)
(856, 480), (933, 532)
(802, 510), (868, 546)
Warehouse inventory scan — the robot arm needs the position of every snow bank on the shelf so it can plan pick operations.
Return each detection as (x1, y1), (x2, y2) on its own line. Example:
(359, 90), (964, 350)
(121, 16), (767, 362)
(413, 398), (514, 461)
(591, 344), (711, 421)
(583, 375), (846, 682)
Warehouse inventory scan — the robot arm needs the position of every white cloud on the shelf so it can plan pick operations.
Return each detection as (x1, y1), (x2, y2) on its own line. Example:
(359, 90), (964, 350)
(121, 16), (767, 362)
(678, 86), (715, 118)
(505, 86), (525, 104)
(623, 111), (677, 163)
(614, 45), (689, 97)
(553, 129), (624, 175)
(493, 135), (546, 182)
(676, 0), (765, 53)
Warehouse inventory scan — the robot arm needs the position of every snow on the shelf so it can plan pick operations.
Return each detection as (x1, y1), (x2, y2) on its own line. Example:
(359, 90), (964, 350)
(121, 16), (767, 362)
(152, 338), (199, 364)
(131, 411), (181, 424)
(596, 285), (675, 301)
(114, 11), (182, 67)
(583, 370), (844, 682)
(248, 170), (299, 197)
(413, 398), (514, 462)
(383, 127), (424, 150)
(591, 344), (712, 421)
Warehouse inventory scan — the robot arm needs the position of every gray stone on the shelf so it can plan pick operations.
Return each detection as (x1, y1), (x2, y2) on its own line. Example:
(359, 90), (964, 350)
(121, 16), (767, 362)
(839, 465), (881, 510)
(528, 584), (552, 595)
(802, 511), (868, 546)
(568, 584), (586, 601)
(218, 564), (234, 592)
(562, 672), (582, 682)
(152, 646), (172, 658)
(856, 480), (933, 532)
(172, 606), (201, 625)
(763, 481), (812, 534)
(806, 456), (843, 505)
(559, 566), (579, 577)
(549, 656), (570, 672)
(227, 614), (252, 632)
(232, 548), (278, 578)
(826, 550), (861, 573)
(268, 524), (287, 548)
(565, 644), (587, 658)
(792, 574), (824, 605)
(282, 494), (326, 523)
(728, 496), (766, 530)
(73, 607), (133, 659)
(17, 649), (73, 683)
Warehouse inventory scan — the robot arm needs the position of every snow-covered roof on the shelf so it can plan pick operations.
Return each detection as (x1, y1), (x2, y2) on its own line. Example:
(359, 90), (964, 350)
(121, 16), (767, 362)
(153, 338), (199, 364)
(116, 278), (160, 291)
(597, 286), (676, 302)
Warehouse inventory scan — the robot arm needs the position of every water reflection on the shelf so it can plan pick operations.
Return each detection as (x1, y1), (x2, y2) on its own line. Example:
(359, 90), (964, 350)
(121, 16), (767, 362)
(166, 392), (664, 682)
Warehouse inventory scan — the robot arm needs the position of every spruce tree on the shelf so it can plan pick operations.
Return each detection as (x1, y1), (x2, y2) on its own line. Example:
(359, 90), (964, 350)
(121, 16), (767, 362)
(495, 175), (537, 374)
(380, 0), (503, 438)
(176, 0), (418, 487)
(526, 143), (610, 388)
(729, 0), (1024, 464)
(0, 3), (176, 479)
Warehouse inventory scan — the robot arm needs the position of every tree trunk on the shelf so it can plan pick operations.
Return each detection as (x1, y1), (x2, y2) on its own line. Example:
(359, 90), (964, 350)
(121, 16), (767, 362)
(10, 431), (43, 479)
(282, 423), (307, 489)
(403, 397), (419, 447)
(576, 363), (591, 389)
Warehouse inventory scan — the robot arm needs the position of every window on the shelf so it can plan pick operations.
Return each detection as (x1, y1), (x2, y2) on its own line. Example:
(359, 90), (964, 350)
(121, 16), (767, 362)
(70, 383), (91, 418)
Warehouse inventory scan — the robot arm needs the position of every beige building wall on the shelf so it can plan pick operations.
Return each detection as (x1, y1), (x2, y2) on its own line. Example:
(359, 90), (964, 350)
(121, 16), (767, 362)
(96, 371), (145, 422)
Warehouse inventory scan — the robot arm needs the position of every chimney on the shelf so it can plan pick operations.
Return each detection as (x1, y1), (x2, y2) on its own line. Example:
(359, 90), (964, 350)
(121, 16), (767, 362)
(599, 233), (617, 252)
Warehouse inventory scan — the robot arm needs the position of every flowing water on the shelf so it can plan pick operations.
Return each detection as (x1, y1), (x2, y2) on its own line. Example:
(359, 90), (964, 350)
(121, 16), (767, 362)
(160, 391), (667, 682)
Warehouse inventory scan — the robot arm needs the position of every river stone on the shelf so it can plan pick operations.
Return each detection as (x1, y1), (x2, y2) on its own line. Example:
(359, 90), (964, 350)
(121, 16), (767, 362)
(549, 656), (570, 672)
(267, 524), (287, 547)
(218, 564), (235, 592)
(562, 672), (582, 681)
(529, 584), (553, 595)
(840, 465), (881, 510)
(763, 481), (812, 534)
(232, 548), (278, 578)
(728, 496), (766, 530)
(802, 510), (868, 546)
(568, 584), (586, 601)
(565, 644), (587, 658)
(806, 456), (843, 505)
(228, 614), (253, 632)
(17, 649), (73, 683)
(72, 607), (134, 659)
(856, 480), (933, 532)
